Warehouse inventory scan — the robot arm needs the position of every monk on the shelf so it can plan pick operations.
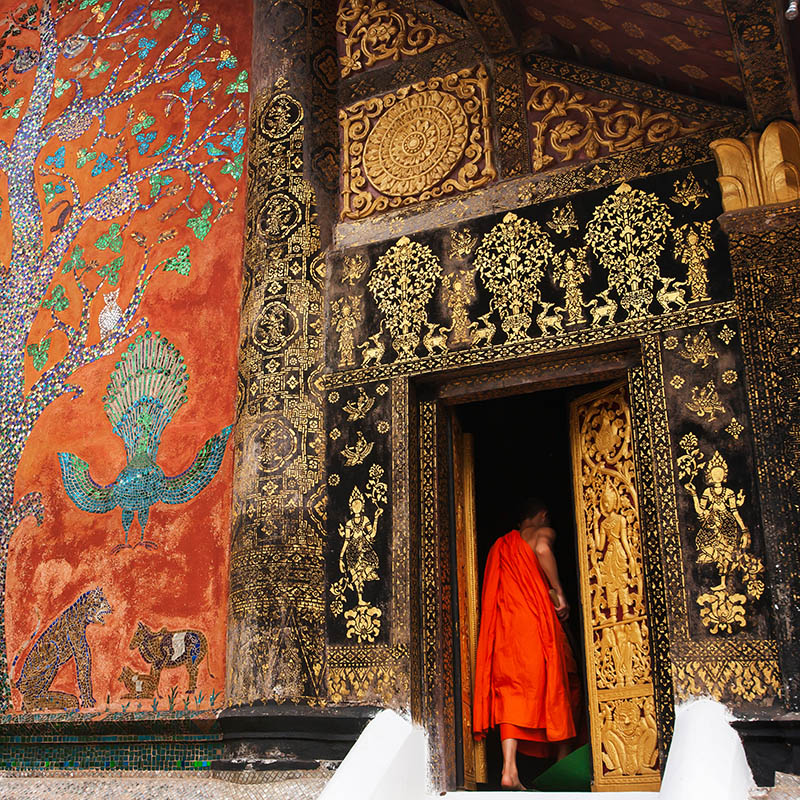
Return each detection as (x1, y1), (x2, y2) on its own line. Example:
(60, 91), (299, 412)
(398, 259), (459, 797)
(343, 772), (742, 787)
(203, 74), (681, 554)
(473, 498), (582, 790)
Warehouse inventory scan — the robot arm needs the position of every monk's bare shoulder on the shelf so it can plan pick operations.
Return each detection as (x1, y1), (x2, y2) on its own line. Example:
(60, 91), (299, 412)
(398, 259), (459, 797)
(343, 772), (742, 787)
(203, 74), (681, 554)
(536, 526), (557, 544)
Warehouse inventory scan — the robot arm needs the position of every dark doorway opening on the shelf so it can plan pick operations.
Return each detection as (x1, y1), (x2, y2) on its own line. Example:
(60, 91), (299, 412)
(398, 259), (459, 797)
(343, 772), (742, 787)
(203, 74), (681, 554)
(454, 381), (607, 790)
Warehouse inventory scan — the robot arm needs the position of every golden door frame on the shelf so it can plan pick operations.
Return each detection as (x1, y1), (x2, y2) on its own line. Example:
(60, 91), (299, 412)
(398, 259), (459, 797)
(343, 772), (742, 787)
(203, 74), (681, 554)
(411, 346), (675, 792)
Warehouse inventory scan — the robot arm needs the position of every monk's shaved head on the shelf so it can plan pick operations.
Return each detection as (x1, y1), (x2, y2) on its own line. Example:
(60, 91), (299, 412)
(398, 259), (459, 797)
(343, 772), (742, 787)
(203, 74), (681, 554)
(518, 497), (548, 527)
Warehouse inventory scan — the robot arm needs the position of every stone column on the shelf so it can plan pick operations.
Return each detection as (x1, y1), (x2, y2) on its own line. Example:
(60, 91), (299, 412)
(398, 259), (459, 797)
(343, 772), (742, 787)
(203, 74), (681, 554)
(712, 121), (800, 708)
(225, 0), (337, 711)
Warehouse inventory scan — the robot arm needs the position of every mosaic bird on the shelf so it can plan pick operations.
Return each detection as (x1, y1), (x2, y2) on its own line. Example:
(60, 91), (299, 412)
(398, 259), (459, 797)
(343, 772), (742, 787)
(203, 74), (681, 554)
(58, 331), (232, 553)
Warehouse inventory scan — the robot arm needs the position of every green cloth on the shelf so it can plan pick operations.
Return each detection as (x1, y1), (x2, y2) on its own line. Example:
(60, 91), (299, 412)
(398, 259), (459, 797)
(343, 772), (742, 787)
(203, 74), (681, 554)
(531, 744), (591, 792)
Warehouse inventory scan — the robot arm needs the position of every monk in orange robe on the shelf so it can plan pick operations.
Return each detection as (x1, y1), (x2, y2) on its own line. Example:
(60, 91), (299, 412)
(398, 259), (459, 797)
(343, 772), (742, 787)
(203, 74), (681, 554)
(473, 499), (582, 790)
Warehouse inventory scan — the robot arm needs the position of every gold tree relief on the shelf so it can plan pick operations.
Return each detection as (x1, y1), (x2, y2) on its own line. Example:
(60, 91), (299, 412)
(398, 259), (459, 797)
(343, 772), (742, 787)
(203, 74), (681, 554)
(677, 437), (765, 634)
(474, 212), (554, 342)
(673, 221), (714, 302)
(585, 183), (672, 320)
(367, 236), (441, 360)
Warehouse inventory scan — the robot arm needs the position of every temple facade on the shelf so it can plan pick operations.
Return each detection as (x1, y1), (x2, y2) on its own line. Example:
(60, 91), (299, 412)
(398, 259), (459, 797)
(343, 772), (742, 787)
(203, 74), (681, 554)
(0, 0), (798, 794)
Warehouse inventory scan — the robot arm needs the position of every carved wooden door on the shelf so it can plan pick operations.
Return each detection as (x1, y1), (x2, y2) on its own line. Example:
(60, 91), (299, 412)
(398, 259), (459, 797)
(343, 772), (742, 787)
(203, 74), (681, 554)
(451, 421), (486, 788)
(570, 381), (661, 792)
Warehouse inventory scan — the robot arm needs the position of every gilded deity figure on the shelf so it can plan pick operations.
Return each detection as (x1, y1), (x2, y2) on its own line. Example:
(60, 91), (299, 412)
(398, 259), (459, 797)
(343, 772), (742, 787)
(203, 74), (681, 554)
(338, 486), (382, 603)
(332, 297), (361, 368)
(687, 452), (749, 591)
(593, 482), (639, 615)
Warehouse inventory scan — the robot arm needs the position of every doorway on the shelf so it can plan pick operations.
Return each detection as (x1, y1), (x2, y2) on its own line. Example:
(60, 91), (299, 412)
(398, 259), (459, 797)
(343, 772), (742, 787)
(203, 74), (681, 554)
(440, 376), (663, 793)
(453, 383), (601, 790)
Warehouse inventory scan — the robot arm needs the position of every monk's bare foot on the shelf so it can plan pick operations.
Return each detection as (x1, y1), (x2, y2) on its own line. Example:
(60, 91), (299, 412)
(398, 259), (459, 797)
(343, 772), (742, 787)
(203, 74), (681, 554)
(501, 772), (526, 791)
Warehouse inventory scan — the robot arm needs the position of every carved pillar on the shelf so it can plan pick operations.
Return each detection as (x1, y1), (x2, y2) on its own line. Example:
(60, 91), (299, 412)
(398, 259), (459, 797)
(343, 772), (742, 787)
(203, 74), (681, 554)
(712, 122), (800, 708)
(226, 0), (337, 708)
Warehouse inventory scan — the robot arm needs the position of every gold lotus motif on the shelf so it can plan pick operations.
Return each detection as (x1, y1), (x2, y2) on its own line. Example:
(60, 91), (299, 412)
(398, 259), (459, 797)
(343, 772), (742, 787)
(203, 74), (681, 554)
(363, 90), (468, 197)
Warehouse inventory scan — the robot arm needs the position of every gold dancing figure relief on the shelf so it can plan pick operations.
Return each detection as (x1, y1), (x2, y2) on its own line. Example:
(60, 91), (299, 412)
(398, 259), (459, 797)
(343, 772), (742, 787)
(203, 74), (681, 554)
(685, 380), (725, 422)
(677, 438), (765, 634)
(553, 247), (590, 326)
(331, 465), (389, 643)
(678, 329), (718, 368)
(673, 221), (713, 302)
(441, 270), (476, 346)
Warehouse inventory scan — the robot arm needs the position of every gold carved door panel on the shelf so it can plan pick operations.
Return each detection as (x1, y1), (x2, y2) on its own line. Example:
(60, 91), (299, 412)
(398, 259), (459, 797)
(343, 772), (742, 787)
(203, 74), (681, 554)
(570, 381), (661, 793)
(451, 421), (487, 788)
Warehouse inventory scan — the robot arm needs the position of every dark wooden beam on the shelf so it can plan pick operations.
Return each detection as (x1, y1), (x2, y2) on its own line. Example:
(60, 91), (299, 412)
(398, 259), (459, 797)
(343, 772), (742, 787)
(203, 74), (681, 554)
(725, 0), (800, 127)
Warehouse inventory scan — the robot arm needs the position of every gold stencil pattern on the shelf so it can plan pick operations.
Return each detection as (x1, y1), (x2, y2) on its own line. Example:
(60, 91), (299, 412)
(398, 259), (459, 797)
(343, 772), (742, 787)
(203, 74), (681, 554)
(367, 236), (442, 360)
(586, 182), (672, 320)
(340, 66), (496, 220)
(336, 0), (452, 77)
(525, 73), (703, 172)
(677, 437), (765, 633)
(572, 384), (660, 791)
(473, 212), (555, 342)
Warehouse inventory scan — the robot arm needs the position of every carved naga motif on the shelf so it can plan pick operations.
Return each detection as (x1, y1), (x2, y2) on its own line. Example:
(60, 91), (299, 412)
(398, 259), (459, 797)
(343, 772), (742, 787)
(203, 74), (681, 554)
(336, 0), (452, 78)
(573, 385), (660, 791)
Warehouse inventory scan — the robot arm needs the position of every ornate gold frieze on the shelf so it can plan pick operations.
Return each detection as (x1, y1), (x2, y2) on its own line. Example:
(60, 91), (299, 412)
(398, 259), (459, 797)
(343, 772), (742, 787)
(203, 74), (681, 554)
(525, 73), (705, 173)
(336, 0), (453, 78)
(710, 121), (800, 211)
(339, 65), (496, 220)
(672, 658), (782, 703)
(585, 182), (673, 320)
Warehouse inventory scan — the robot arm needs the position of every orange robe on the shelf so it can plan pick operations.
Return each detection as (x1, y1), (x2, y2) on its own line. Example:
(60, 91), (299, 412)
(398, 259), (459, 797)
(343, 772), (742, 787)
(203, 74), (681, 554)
(473, 529), (580, 758)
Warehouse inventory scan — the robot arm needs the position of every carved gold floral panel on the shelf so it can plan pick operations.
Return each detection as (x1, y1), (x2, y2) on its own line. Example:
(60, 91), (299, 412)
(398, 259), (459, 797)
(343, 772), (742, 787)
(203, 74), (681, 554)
(336, 0), (453, 78)
(525, 71), (706, 173)
(339, 65), (497, 220)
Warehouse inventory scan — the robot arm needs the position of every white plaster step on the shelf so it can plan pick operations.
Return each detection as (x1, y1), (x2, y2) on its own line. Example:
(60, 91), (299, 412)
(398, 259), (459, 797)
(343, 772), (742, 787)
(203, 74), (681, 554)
(441, 793), (659, 799)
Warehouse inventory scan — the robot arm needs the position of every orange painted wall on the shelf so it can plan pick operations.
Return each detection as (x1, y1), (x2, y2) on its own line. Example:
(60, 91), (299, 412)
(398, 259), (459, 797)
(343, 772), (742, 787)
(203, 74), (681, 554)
(3, 0), (251, 714)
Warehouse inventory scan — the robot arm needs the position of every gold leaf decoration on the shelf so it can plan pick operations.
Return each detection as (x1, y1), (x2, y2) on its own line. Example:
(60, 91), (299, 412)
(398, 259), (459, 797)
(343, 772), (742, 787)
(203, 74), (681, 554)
(368, 236), (442, 359)
(340, 66), (496, 220)
(336, 0), (452, 78)
(525, 73), (703, 172)
(474, 212), (554, 342)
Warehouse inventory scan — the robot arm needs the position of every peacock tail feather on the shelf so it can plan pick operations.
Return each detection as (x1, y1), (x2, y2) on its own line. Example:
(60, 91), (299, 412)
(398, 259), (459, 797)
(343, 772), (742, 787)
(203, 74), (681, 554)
(103, 331), (189, 458)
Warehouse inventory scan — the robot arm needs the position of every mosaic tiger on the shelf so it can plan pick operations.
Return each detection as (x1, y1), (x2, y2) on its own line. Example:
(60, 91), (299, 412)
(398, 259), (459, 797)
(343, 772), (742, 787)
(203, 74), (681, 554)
(14, 588), (112, 711)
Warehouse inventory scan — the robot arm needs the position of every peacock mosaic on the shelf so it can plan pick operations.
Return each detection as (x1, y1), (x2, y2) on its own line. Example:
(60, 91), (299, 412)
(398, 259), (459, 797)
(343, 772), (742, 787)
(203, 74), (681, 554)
(0, 0), (249, 716)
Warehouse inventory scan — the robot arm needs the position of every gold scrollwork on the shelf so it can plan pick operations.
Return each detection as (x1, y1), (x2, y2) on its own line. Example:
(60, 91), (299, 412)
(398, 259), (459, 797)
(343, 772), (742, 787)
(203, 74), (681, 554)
(474, 212), (554, 341)
(672, 659), (782, 703)
(340, 66), (496, 220)
(367, 236), (442, 360)
(586, 183), (673, 320)
(336, 0), (452, 78)
(525, 73), (703, 172)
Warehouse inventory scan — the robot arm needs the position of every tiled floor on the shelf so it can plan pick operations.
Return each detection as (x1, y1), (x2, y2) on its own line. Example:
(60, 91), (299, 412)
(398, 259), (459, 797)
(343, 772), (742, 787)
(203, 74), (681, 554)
(0, 768), (334, 800)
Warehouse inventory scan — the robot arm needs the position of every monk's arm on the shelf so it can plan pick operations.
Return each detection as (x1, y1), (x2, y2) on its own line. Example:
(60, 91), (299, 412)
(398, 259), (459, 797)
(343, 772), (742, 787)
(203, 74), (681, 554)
(534, 528), (569, 620)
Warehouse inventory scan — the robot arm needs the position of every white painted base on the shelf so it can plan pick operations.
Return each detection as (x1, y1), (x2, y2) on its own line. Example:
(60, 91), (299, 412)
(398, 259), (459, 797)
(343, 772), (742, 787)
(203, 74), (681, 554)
(322, 698), (755, 800)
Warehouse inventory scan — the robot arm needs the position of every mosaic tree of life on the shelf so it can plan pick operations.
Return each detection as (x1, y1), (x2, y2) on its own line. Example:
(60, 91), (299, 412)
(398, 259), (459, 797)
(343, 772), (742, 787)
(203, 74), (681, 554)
(0, 0), (247, 709)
